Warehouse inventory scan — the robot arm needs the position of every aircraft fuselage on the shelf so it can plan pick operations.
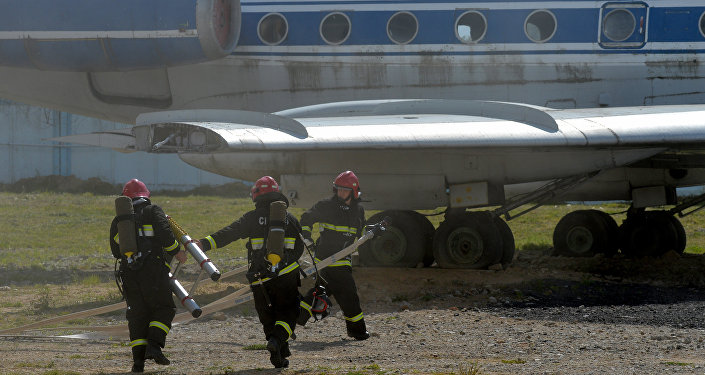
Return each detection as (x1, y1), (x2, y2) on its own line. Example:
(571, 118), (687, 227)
(1, 0), (704, 123)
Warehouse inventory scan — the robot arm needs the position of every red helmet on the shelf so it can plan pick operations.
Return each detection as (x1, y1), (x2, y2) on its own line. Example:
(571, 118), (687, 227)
(251, 176), (280, 201)
(333, 171), (360, 199)
(122, 179), (150, 199)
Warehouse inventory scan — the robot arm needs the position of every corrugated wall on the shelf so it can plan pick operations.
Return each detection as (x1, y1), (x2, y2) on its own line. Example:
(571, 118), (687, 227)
(0, 100), (236, 189)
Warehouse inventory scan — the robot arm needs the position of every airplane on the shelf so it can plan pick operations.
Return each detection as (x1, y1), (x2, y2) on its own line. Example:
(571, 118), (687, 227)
(3, 0), (705, 269)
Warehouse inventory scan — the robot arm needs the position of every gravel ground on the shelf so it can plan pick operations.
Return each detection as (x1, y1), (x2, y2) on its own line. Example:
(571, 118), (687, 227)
(3, 249), (705, 375)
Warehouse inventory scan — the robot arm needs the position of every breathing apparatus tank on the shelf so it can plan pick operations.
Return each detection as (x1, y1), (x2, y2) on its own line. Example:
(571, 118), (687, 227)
(114, 196), (137, 258)
(266, 200), (287, 271)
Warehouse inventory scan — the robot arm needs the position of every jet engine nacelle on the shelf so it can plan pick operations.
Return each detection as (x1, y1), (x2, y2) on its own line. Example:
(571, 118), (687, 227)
(0, 0), (241, 72)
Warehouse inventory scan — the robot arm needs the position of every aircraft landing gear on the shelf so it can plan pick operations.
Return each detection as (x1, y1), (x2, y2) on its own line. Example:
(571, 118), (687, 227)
(432, 211), (512, 269)
(619, 209), (685, 257)
(358, 210), (433, 267)
(552, 209), (619, 257)
(360, 209), (514, 269)
(551, 208), (686, 258)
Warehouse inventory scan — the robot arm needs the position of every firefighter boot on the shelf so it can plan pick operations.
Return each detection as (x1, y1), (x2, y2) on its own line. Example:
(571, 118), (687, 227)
(267, 337), (285, 368)
(145, 341), (170, 365)
(346, 318), (370, 340)
(131, 345), (145, 373)
(281, 341), (291, 358)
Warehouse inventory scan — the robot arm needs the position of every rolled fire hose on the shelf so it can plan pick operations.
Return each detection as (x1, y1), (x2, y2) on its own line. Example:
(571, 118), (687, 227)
(168, 216), (221, 281)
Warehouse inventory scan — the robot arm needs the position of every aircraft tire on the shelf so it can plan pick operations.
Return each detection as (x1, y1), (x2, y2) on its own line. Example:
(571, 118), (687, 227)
(432, 212), (502, 269)
(553, 210), (610, 257)
(591, 210), (620, 256)
(668, 214), (687, 254)
(358, 211), (426, 267)
(619, 211), (682, 257)
(405, 211), (436, 267)
(493, 216), (516, 267)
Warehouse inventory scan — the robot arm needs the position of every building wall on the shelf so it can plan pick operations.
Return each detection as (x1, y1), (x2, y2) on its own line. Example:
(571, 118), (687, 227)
(0, 100), (236, 189)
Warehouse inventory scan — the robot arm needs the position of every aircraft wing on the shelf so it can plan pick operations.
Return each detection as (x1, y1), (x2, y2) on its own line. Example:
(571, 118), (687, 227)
(52, 99), (705, 151)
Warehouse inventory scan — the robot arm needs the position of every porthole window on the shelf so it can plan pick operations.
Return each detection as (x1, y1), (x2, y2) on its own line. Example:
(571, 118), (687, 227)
(455, 11), (487, 43)
(602, 9), (635, 42)
(258, 13), (288, 45)
(387, 11), (418, 44)
(699, 11), (705, 39)
(524, 10), (557, 43)
(320, 12), (351, 45)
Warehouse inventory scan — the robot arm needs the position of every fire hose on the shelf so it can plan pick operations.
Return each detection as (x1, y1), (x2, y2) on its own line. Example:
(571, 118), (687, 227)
(172, 218), (388, 324)
(0, 219), (387, 334)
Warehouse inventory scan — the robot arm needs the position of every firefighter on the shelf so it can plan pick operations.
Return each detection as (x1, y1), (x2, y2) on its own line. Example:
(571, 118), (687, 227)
(110, 179), (187, 373)
(196, 176), (303, 368)
(297, 170), (370, 340)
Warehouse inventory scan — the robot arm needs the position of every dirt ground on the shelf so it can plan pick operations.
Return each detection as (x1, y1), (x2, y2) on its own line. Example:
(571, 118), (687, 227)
(3, 249), (705, 374)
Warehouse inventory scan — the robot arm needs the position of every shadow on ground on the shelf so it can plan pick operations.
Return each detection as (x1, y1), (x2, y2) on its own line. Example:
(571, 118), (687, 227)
(485, 277), (705, 328)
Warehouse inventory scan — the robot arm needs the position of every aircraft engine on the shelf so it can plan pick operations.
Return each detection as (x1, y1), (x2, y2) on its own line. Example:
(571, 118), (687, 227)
(0, 0), (241, 71)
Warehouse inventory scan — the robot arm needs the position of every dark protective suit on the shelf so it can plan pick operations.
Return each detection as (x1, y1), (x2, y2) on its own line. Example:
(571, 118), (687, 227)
(109, 198), (181, 365)
(198, 193), (304, 356)
(298, 195), (368, 337)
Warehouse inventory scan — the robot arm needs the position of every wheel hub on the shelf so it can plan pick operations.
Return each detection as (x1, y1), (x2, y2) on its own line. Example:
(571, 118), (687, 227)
(370, 226), (407, 264)
(566, 226), (594, 254)
(446, 227), (483, 264)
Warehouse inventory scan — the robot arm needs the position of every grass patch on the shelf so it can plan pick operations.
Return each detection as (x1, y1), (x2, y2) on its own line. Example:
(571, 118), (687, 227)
(431, 362), (483, 375)
(41, 371), (81, 375)
(16, 361), (55, 369)
(31, 287), (55, 312)
(664, 361), (692, 366)
(75, 274), (101, 286)
(501, 358), (526, 364)
(243, 343), (267, 350)
(459, 361), (482, 375)
(65, 318), (91, 325)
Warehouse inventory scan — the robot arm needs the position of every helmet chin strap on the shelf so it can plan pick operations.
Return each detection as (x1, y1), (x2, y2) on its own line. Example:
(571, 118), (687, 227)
(335, 191), (352, 206)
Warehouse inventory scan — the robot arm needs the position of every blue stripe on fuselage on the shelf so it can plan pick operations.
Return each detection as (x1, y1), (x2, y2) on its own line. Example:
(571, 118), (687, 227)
(239, 5), (705, 46)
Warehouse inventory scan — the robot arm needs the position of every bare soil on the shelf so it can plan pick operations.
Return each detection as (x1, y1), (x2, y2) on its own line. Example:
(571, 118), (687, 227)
(3, 249), (705, 374)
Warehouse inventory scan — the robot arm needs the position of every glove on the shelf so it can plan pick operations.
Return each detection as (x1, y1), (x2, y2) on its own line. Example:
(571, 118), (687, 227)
(303, 238), (314, 248)
(175, 249), (188, 263)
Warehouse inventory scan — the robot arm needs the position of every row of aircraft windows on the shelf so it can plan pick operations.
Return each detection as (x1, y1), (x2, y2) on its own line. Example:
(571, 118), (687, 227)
(258, 10), (705, 46)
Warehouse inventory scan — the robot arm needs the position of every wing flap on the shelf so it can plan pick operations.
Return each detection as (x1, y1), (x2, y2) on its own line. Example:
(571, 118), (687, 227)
(136, 109), (308, 139)
(47, 129), (137, 153)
